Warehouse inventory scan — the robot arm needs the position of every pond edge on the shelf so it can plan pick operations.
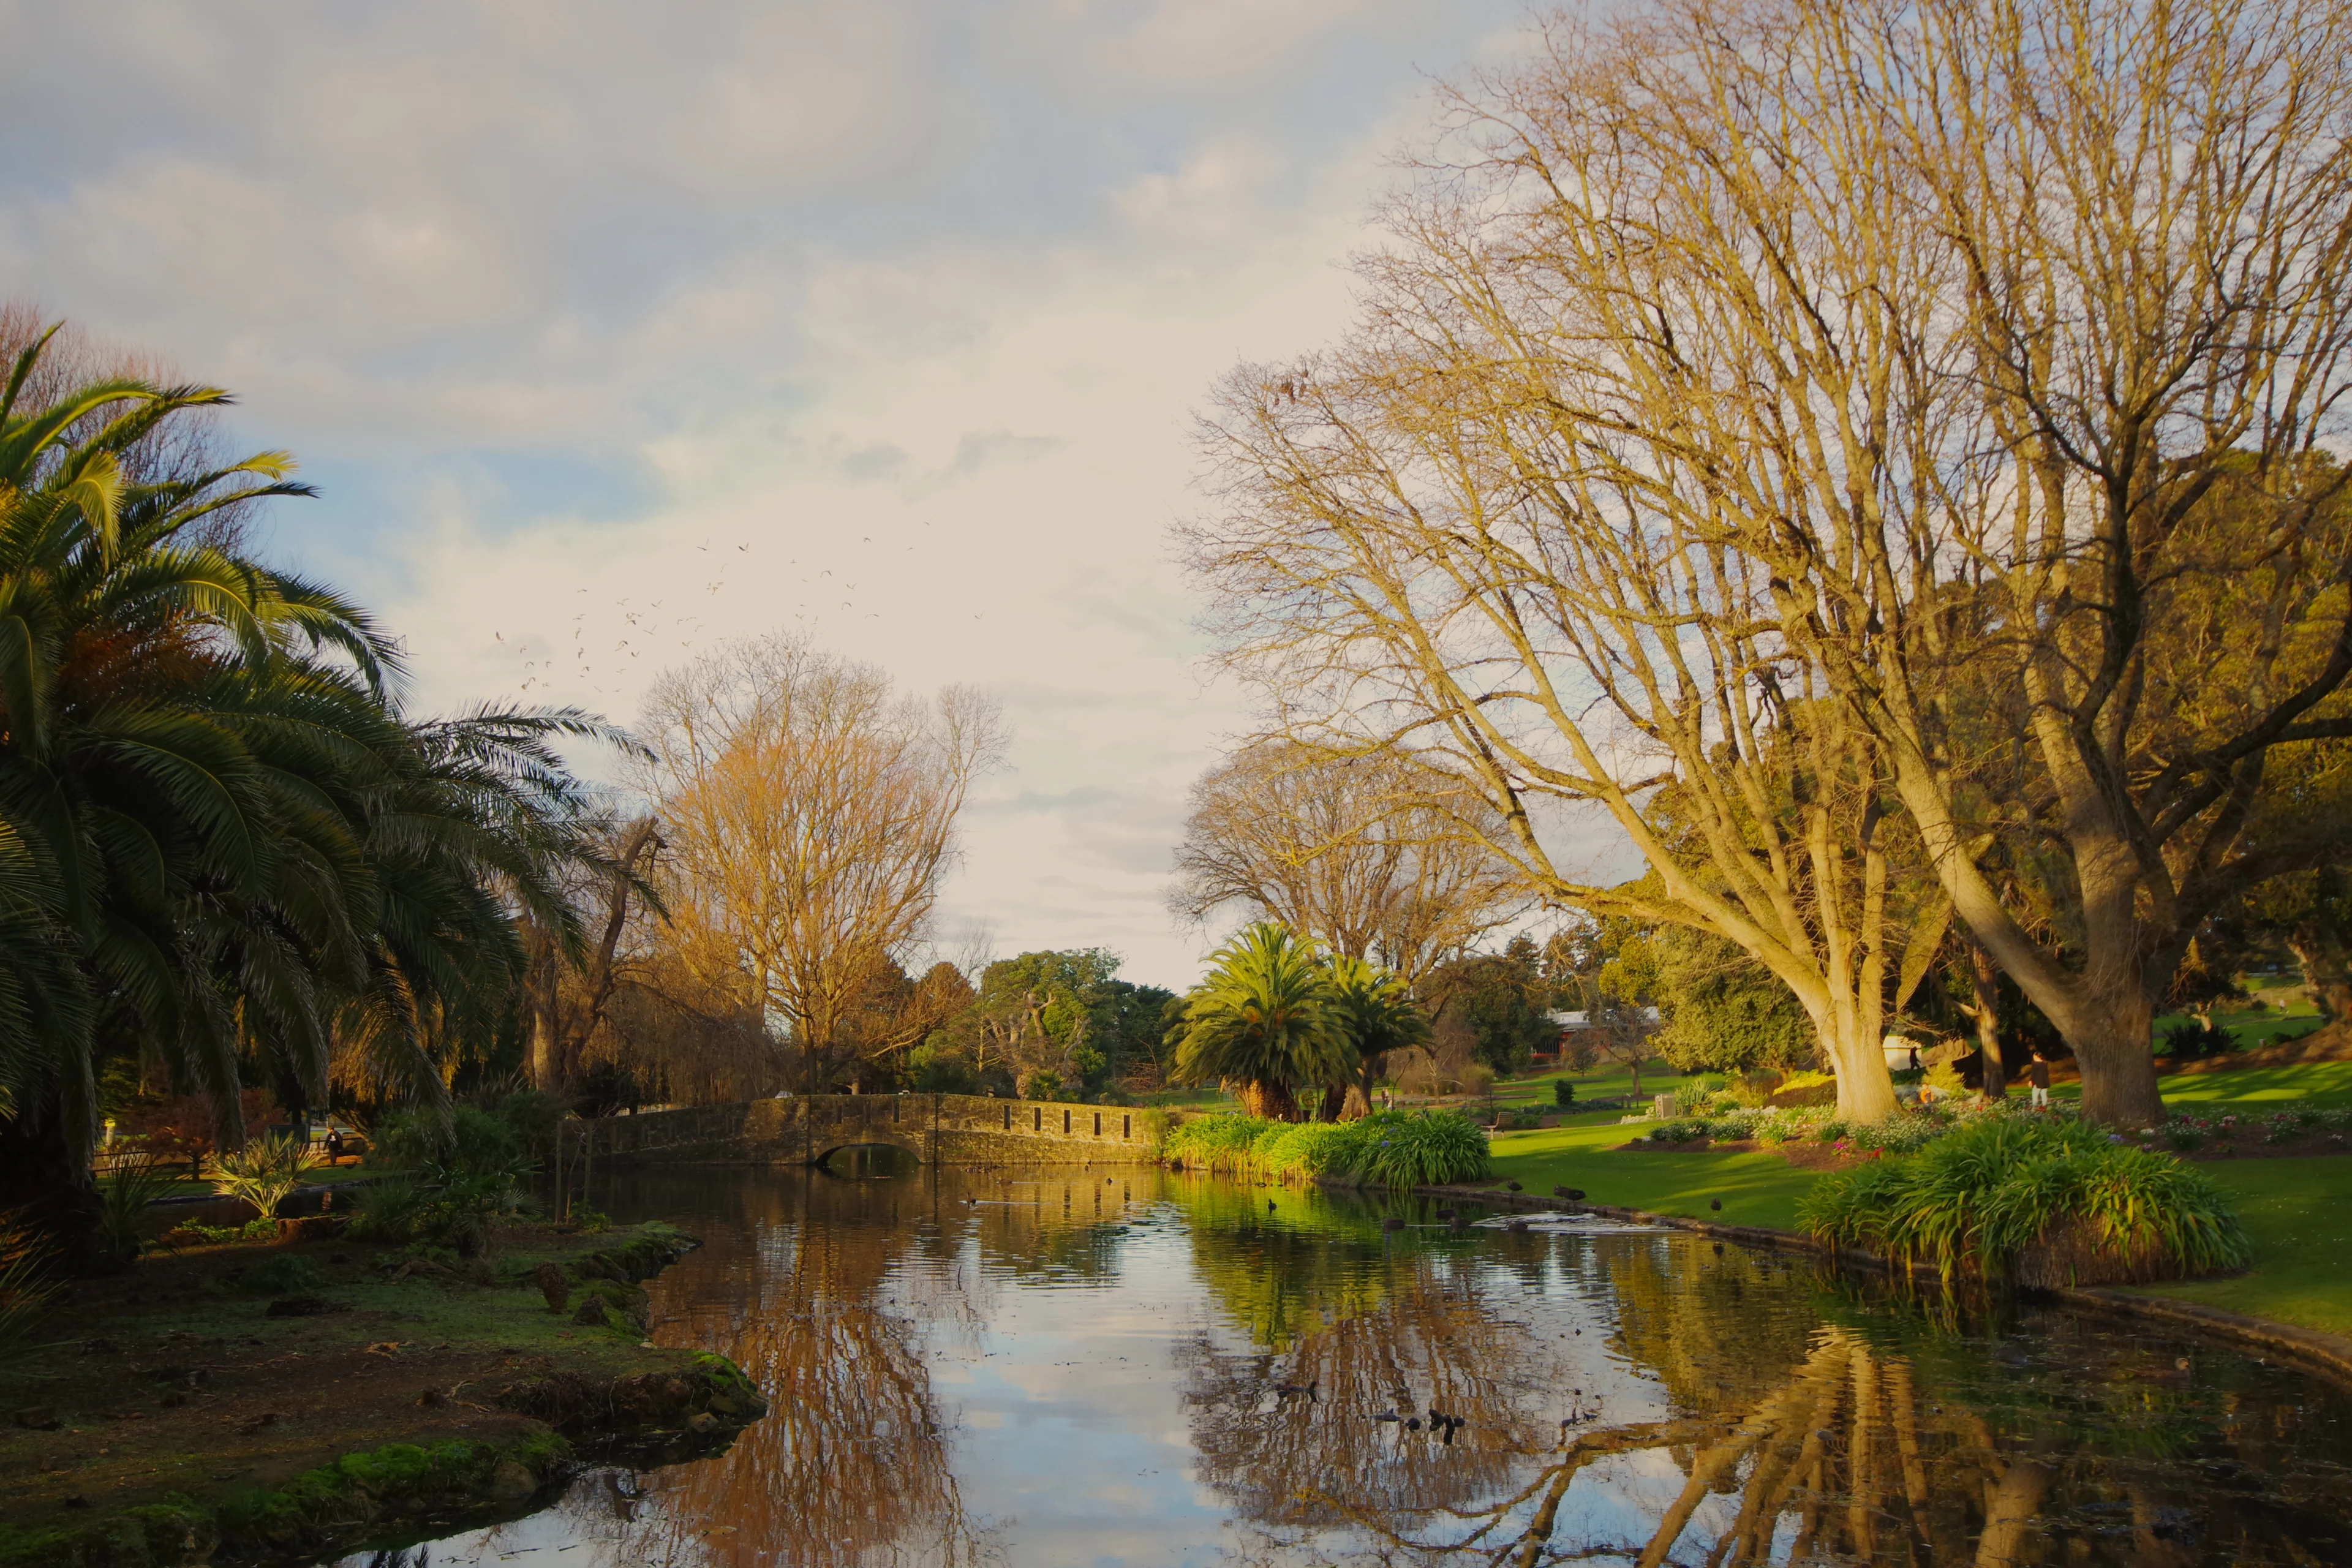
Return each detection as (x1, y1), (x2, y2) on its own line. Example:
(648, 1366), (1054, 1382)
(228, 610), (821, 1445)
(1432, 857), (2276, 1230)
(1408, 1180), (2352, 1389)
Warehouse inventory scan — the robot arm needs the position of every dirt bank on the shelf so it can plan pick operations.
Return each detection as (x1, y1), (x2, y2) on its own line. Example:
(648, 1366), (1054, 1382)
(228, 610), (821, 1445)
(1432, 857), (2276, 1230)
(0, 1220), (764, 1567)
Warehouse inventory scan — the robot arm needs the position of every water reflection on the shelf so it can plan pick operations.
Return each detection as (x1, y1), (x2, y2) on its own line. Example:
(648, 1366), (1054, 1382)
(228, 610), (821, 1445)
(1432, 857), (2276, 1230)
(323, 1166), (2352, 1568)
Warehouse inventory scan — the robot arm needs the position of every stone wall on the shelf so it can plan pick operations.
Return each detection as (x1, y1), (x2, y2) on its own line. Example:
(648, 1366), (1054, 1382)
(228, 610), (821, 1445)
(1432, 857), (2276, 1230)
(557, 1094), (1163, 1167)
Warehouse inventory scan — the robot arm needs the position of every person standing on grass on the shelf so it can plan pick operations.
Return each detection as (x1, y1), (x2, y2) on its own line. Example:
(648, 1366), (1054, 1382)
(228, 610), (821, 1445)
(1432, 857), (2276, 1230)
(2028, 1052), (2051, 1109)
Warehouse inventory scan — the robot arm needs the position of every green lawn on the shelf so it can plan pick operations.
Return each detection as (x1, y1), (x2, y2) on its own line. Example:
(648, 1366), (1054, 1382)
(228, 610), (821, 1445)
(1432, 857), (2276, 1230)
(2129, 1157), (2352, 1338)
(1487, 1114), (1820, 1234)
(1488, 1071), (2352, 1343)
(2046, 1059), (2352, 1110)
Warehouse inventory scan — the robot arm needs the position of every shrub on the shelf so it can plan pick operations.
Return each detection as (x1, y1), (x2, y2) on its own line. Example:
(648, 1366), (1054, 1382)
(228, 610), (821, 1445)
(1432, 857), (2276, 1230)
(344, 1175), (429, 1243)
(1163, 1114), (1275, 1172)
(1020, 1069), (1065, 1101)
(1553, 1079), (1576, 1108)
(370, 1105), (524, 1175)
(212, 1134), (315, 1220)
(235, 1254), (326, 1295)
(1337, 1109), (1492, 1188)
(95, 1156), (181, 1262)
(1798, 1116), (2251, 1284)
(2161, 1019), (2237, 1060)
(1256, 1121), (1361, 1177)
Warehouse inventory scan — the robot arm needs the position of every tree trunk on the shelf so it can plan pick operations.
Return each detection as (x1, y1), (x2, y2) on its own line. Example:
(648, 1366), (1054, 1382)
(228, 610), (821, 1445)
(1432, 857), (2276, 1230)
(1820, 1016), (1900, 1124)
(2071, 986), (2164, 1128)
(2289, 929), (2352, 1021)
(1242, 1080), (1298, 1121)
(0, 1110), (104, 1268)
(1966, 941), (2007, 1098)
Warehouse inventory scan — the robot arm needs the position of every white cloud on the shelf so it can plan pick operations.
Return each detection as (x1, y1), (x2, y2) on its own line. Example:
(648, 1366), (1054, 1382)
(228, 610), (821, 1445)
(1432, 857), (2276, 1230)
(0, 0), (1531, 984)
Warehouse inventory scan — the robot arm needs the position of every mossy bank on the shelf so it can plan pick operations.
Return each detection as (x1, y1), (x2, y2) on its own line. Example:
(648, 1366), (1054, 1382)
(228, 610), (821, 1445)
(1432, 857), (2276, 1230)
(0, 1220), (764, 1567)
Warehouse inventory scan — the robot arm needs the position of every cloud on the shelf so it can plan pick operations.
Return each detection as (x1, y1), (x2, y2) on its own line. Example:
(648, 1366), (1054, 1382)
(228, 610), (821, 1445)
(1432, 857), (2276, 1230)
(0, 0), (1531, 984)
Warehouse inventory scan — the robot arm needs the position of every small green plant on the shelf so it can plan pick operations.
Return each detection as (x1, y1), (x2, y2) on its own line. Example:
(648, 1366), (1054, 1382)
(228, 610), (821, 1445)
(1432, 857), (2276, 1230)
(235, 1254), (326, 1295)
(1553, 1079), (1576, 1108)
(1921, 1061), (1967, 1099)
(1020, 1069), (1065, 1101)
(95, 1156), (181, 1261)
(1340, 1109), (1493, 1188)
(567, 1204), (611, 1234)
(169, 1218), (279, 1245)
(212, 1133), (314, 1220)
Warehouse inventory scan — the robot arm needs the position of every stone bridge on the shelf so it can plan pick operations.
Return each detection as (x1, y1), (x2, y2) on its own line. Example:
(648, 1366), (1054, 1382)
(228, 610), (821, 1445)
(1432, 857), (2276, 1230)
(556, 1093), (1163, 1168)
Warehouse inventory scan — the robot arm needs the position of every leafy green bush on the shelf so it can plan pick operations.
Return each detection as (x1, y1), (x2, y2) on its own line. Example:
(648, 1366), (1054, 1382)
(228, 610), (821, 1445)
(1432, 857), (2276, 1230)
(1798, 1117), (2252, 1283)
(1163, 1113), (1276, 1171)
(2161, 1020), (2237, 1061)
(1553, 1079), (1576, 1108)
(234, 1254), (325, 1295)
(1337, 1110), (1491, 1188)
(369, 1104), (524, 1175)
(344, 1175), (428, 1243)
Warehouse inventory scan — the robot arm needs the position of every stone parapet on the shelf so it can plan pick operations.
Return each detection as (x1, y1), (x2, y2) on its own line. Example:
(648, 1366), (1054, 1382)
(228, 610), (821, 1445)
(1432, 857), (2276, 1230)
(557, 1094), (1161, 1167)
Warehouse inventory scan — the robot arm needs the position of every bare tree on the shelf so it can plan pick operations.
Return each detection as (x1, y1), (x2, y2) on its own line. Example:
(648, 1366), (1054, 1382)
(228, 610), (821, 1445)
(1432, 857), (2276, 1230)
(1362, 0), (2352, 1126)
(1189, 298), (1945, 1117)
(635, 633), (1005, 1091)
(1169, 739), (1529, 982)
(520, 814), (662, 1095)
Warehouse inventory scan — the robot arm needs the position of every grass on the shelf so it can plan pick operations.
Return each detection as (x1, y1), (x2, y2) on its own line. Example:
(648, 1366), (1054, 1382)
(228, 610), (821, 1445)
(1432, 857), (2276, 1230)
(2128, 1158), (2352, 1338)
(2046, 1060), (2352, 1110)
(1487, 1114), (1819, 1233)
(1490, 1065), (2352, 1342)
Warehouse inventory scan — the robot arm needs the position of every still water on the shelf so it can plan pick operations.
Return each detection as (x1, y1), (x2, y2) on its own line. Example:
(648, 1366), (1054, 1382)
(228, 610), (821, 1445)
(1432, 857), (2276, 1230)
(333, 1161), (2351, 1566)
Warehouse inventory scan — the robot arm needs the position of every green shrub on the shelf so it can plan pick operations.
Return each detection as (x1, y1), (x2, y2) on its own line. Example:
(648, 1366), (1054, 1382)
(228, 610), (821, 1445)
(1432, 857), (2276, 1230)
(1256, 1121), (1361, 1177)
(344, 1175), (428, 1243)
(94, 1157), (181, 1262)
(2161, 1020), (2237, 1060)
(1336, 1109), (1491, 1188)
(1553, 1079), (1576, 1108)
(1798, 1117), (2252, 1283)
(1163, 1114), (1275, 1172)
(369, 1104), (524, 1175)
(234, 1254), (325, 1295)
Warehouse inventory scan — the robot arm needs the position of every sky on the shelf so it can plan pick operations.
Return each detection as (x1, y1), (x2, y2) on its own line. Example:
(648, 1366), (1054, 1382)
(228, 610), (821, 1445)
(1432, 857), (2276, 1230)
(0, 0), (1535, 989)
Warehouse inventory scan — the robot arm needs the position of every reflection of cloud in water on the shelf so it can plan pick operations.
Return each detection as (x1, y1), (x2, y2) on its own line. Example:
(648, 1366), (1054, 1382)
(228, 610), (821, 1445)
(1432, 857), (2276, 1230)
(338, 1169), (2352, 1568)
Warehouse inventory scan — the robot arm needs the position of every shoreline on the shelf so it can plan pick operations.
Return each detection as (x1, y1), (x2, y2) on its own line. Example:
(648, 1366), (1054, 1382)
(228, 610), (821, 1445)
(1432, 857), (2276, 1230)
(0, 1219), (765, 1567)
(1407, 1179), (2352, 1388)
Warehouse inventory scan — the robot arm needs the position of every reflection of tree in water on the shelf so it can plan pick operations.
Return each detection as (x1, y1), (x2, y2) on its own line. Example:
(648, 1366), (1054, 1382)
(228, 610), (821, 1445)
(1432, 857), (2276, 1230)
(1293, 1321), (2345, 1567)
(1600, 1238), (1821, 1414)
(597, 1173), (993, 1568)
(1180, 1216), (1560, 1539)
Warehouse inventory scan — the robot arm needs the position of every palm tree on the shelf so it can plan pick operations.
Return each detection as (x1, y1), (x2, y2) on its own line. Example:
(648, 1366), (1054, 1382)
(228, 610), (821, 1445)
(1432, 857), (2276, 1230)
(1327, 954), (1430, 1118)
(1170, 924), (1353, 1121)
(0, 324), (626, 1251)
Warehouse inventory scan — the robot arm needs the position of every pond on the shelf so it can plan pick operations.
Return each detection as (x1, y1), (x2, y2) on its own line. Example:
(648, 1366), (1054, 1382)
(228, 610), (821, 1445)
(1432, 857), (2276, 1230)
(328, 1164), (2351, 1567)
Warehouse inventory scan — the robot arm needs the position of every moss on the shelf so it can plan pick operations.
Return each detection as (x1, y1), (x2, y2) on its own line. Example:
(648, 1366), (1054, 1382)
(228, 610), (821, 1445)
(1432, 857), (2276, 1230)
(0, 1432), (569, 1568)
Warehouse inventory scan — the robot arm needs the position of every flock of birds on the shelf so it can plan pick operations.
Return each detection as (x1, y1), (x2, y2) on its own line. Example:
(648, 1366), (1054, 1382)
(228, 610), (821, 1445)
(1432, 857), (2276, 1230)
(492, 518), (957, 700)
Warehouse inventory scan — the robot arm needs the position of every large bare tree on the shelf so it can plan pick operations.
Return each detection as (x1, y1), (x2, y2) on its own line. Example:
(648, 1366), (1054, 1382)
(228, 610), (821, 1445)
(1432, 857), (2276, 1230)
(1363, 0), (2352, 1125)
(1168, 739), (1528, 982)
(635, 632), (1004, 1091)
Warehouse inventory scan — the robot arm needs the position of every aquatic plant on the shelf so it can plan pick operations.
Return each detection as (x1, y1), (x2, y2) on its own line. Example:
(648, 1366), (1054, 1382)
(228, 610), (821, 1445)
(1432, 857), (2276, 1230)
(1798, 1116), (2252, 1284)
(1163, 1113), (1275, 1172)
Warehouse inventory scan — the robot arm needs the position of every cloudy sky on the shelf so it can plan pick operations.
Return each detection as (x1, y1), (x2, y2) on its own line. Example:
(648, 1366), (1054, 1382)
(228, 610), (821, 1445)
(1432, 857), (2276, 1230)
(0, 1), (1531, 988)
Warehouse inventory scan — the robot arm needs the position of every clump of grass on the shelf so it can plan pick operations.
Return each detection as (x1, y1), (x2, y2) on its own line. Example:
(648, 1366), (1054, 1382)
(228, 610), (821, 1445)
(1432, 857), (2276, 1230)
(1339, 1110), (1492, 1188)
(94, 1156), (181, 1261)
(1163, 1114), (1275, 1172)
(1798, 1117), (2252, 1284)
(1161, 1108), (1492, 1186)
